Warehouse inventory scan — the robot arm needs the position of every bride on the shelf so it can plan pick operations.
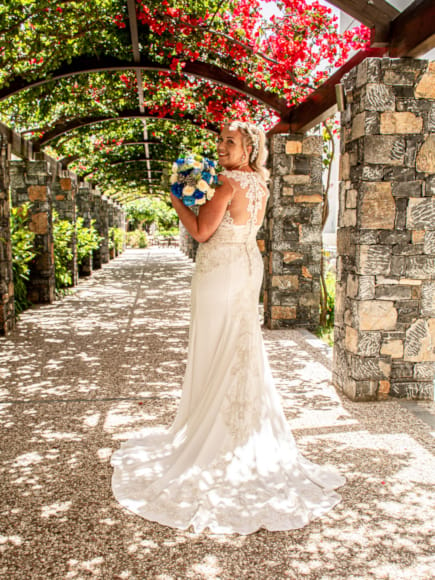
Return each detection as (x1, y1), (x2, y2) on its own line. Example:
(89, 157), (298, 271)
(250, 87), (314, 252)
(111, 121), (345, 534)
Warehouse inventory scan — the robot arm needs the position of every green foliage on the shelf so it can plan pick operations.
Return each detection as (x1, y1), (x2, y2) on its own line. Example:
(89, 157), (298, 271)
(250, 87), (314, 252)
(10, 203), (36, 315)
(157, 227), (179, 238)
(316, 271), (335, 346)
(109, 226), (125, 253)
(323, 271), (335, 328)
(52, 210), (74, 291)
(126, 230), (148, 248)
(126, 198), (178, 232)
(76, 217), (102, 265)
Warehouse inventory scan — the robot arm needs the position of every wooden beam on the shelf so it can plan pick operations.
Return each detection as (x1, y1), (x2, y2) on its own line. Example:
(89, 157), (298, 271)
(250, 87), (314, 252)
(268, 47), (386, 136)
(325, 0), (399, 28)
(389, 0), (435, 57)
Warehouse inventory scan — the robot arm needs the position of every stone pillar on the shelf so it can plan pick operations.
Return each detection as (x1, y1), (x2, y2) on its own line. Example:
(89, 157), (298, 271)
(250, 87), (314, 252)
(0, 133), (15, 334)
(91, 191), (109, 269)
(107, 199), (115, 258)
(334, 58), (435, 401)
(264, 133), (323, 330)
(76, 183), (93, 277)
(179, 222), (198, 260)
(52, 170), (78, 286)
(9, 159), (55, 304)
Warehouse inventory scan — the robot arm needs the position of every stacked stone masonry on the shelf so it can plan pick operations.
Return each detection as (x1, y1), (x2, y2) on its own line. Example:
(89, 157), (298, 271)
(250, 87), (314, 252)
(53, 171), (78, 286)
(76, 183), (93, 277)
(0, 121), (126, 336)
(334, 58), (435, 401)
(9, 159), (56, 304)
(91, 192), (110, 269)
(263, 134), (324, 330)
(0, 133), (15, 333)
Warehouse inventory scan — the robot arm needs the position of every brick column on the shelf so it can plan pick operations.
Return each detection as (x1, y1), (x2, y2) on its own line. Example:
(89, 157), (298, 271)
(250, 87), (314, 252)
(334, 58), (435, 401)
(0, 133), (15, 334)
(76, 183), (93, 277)
(9, 159), (55, 303)
(264, 134), (323, 330)
(52, 171), (78, 286)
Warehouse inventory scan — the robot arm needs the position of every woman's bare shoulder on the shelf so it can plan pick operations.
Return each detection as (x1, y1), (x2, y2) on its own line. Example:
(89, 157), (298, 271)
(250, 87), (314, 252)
(215, 173), (234, 197)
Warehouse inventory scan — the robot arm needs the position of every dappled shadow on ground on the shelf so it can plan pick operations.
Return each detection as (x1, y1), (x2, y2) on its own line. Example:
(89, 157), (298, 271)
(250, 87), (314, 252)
(1, 248), (434, 579)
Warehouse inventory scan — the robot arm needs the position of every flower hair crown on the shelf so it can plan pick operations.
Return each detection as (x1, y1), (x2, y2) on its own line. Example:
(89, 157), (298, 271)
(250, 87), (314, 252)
(228, 121), (260, 163)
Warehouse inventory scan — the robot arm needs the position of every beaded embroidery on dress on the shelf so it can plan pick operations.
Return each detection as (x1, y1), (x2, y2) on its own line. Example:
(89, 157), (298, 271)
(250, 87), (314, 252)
(111, 169), (345, 534)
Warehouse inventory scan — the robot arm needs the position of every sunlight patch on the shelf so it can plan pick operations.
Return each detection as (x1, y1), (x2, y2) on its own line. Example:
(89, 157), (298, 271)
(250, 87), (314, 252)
(41, 501), (72, 518)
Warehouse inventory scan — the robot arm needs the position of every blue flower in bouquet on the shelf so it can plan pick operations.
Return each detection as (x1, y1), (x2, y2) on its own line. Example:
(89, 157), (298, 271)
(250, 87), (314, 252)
(170, 154), (219, 207)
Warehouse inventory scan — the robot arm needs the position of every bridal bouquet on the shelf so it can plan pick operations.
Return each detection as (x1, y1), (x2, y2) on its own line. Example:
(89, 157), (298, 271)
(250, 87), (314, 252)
(170, 154), (219, 207)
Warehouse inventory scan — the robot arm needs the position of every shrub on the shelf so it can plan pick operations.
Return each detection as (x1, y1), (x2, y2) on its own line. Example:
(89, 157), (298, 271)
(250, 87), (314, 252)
(76, 217), (102, 265)
(52, 210), (74, 291)
(126, 230), (148, 248)
(316, 271), (335, 346)
(109, 227), (125, 254)
(157, 227), (179, 238)
(10, 203), (36, 315)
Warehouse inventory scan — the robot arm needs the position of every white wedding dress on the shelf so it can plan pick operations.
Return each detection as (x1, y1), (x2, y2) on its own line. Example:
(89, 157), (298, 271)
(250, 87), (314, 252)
(111, 169), (345, 534)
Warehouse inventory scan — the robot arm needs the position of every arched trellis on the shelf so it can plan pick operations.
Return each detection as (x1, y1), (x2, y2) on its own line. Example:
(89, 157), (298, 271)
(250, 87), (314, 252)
(0, 55), (289, 117)
(34, 110), (219, 150)
(82, 159), (168, 178)
(68, 155), (173, 172)
(59, 141), (165, 168)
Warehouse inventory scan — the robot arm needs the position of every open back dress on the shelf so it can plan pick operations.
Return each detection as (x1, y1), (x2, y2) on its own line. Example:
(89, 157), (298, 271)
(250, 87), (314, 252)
(111, 169), (345, 534)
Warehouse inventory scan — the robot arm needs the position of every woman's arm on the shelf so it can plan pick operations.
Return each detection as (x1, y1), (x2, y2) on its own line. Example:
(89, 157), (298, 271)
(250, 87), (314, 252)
(170, 174), (233, 243)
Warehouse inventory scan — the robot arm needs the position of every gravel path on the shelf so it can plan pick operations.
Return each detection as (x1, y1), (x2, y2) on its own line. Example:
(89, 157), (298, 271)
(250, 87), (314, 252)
(1, 248), (434, 580)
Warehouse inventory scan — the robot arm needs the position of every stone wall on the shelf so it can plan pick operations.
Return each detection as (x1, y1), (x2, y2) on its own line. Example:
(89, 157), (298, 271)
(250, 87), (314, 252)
(91, 191), (110, 269)
(9, 159), (55, 304)
(76, 183), (93, 276)
(179, 221), (198, 260)
(52, 171), (78, 286)
(334, 58), (435, 401)
(0, 134), (15, 334)
(264, 134), (324, 330)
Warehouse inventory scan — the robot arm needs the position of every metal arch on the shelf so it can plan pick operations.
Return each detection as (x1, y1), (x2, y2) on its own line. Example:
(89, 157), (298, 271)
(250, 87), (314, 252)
(0, 55), (289, 115)
(34, 110), (219, 149)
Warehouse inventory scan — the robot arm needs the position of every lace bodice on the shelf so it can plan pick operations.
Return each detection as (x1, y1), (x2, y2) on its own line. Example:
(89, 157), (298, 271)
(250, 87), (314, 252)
(209, 169), (268, 244)
(195, 170), (268, 275)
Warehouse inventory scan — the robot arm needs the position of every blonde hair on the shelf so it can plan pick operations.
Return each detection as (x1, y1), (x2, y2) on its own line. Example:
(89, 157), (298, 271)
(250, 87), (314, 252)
(226, 121), (269, 181)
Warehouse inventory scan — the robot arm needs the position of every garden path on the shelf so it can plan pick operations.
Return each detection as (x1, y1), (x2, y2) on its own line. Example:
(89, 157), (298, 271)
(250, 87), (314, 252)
(1, 248), (434, 580)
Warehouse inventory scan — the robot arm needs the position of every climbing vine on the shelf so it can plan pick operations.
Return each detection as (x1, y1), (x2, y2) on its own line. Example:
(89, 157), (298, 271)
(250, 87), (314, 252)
(0, 0), (369, 201)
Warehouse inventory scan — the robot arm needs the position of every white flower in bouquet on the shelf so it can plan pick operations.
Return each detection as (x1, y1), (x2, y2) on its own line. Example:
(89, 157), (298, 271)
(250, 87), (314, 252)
(183, 185), (195, 195)
(197, 179), (208, 192)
